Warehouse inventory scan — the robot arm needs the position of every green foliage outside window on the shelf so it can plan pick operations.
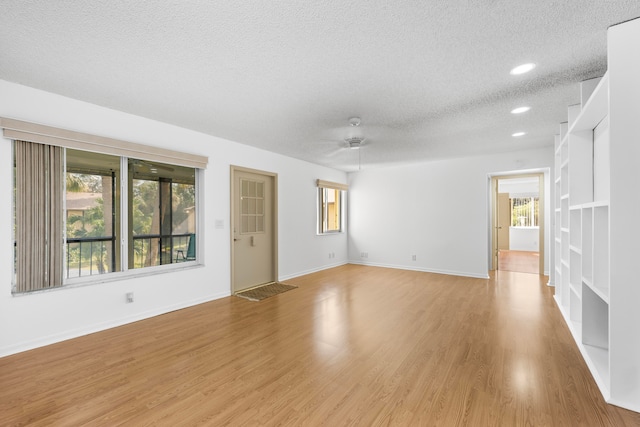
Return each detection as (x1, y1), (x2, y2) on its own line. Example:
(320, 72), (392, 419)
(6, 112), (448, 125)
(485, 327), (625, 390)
(65, 151), (197, 277)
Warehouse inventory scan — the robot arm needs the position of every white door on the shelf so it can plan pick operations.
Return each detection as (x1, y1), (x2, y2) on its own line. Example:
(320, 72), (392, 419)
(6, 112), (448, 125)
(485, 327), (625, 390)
(231, 167), (277, 292)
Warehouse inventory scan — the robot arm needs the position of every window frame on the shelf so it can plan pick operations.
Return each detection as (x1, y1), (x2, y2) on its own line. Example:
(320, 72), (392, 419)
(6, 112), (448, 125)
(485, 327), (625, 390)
(5, 118), (208, 293)
(316, 179), (347, 235)
(64, 153), (203, 287)
(510, 196), (539, 228)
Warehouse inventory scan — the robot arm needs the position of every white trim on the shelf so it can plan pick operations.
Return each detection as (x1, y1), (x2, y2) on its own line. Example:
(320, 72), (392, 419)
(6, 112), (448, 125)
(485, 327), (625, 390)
(278, 261), (349, 281)
(0, 290), (228, 358)
(348, 260), (491, 279)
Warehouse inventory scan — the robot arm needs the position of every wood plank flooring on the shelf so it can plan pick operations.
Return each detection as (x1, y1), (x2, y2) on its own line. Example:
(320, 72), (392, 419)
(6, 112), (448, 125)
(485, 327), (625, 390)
(498, 249), (540, 274)
(1, 264), (639, 425)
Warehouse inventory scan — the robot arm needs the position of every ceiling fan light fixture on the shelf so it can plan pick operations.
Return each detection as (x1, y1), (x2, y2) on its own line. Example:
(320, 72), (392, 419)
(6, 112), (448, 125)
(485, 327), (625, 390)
(345, 117), (365, 148)
(345, 136), (365, 149)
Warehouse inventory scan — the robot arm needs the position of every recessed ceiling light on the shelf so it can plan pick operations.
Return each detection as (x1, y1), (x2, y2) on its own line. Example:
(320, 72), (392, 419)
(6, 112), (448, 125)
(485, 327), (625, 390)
(511, 106), (530, 114)
(510, 63), (536, 75)
(512, 132), (526, 137)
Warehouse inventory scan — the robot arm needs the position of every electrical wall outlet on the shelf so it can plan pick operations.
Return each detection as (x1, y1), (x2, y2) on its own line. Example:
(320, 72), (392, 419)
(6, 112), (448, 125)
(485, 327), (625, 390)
(126, 292), (134, 303)
(412, 254), (417, 261)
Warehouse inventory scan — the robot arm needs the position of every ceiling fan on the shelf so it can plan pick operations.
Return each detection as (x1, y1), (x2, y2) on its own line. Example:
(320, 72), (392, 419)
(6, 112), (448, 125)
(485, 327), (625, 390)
(321, 117), (368, 170)
(344, 117), (366, 149)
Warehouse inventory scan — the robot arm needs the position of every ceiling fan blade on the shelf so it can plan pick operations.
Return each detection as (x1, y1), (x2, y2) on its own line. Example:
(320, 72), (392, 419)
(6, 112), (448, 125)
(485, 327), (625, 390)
(324, 146), (345, 157)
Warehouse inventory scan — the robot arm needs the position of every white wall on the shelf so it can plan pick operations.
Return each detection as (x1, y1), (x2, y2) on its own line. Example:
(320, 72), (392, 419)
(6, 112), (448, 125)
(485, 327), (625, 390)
(347, 149), (553, 278)
(509, 227), (539, 251)
(0, 80), (348, 356)
(498, 177), (539, 196)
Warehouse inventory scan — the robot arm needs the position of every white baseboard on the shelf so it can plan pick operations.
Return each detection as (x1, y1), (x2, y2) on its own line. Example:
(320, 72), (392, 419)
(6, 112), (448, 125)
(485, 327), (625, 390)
(278, 261), (348, 282)
(0, 291), (230, 358)
(347, 260), (490, 279)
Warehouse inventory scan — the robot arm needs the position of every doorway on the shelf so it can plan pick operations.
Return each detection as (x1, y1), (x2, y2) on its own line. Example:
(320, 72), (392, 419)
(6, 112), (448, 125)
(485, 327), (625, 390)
(230, 166), (278, 293)
(491, 173), (544, 275)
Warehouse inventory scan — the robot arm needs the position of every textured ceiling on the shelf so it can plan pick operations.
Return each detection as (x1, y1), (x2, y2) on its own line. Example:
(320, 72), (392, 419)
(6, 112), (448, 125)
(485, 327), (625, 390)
(1, 1), (639, 171)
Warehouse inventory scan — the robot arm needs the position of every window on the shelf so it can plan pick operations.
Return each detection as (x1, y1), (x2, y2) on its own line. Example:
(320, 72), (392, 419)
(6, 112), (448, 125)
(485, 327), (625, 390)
(129, 159), (196, 269)
(5, 118), (207, 293)
(317, 179), (347, 234)
(511, 197), (539, 227)
(65, 150), (120, 278)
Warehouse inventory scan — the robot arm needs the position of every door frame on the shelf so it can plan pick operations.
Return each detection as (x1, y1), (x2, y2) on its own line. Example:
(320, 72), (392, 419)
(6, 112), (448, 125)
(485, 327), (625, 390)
(230, 165), (278, 293)
(490, 172), (545, 275)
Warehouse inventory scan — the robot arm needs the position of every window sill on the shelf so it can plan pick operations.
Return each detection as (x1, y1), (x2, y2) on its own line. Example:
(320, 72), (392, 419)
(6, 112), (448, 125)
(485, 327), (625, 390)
(12, 261), (204, 296)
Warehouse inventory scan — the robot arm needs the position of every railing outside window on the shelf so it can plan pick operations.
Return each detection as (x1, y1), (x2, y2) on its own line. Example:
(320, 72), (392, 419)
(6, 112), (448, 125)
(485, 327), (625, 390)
(131, 233), (193, 268)
(66, 233), (194, 277)
(66, 237), (115, 278)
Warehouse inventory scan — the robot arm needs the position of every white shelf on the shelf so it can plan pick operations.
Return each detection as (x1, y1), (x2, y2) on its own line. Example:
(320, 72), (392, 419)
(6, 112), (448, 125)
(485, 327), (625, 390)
(593, 206), (609, 300)
(552, 19), (640, 413)
(570, 281), (582, 299)
(579, 200), (609, 209)
(570, 287), (582, 326)
(582, 344), (611, 400)
(582, 283), (610, 396)
(583, 279), (609, 304)
(556, 295), (582, 348)
(556, 294), (611, 401)
(570, 209), (581, 249)
(570, 73), (609, 133)
(581, 208), (593, 284)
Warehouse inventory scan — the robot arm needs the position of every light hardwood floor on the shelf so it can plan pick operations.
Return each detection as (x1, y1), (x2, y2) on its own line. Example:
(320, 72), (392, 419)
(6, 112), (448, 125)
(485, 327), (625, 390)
(498, 249), (540, 274)
(2, 265), (639, 426)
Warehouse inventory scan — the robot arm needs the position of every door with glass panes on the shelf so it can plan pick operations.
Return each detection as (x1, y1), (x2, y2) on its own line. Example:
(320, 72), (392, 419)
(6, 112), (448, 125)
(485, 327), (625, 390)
(231, 167), (276, 292)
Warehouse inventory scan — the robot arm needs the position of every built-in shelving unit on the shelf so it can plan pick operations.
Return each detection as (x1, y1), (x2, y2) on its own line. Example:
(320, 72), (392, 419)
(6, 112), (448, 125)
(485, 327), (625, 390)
(552, 18), (640, 413)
